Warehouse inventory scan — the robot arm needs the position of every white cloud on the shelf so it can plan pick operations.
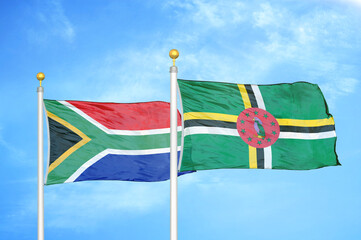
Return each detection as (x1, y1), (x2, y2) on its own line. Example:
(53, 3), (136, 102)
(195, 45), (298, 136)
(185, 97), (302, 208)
(333, 0), (361, 7)
(320, 77), (359, 108)
(3, 178), (169, 231)
(247, 3), (361, 107)
(178, 170), (295, 223)
(0, 127), (26, 161)
(43, 1), (360, 113)
(90, 48), (171, 103)
(29, 0), (75, 43)
(253, 2), (283, 27)
(44, 181), (169, 229)
(338, 78), (359, 93)
(165, 0), (246, 28)
(61, 0), (359, 107)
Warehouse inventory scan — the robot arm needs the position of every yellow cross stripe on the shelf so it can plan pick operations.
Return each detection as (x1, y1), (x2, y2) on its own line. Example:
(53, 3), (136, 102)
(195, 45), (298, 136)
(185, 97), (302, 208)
(276, 117), (335, 127)
(184, 112), (238, 122)
(184, 112), (335, 127)
(237, 84), (255, 169)
(46, 111), (91, 173)
(237, 84), (252, 109)
(249, 146), (257, 169)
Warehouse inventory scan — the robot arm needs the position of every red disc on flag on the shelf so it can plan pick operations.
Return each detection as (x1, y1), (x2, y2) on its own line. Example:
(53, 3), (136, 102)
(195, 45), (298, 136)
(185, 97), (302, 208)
(237, 108), (280, 148)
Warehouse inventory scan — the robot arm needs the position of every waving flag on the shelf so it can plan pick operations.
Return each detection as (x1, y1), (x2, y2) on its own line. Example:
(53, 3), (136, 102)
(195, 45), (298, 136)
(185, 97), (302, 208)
(44, 100), (184, 185)
(177, 79), (339, 171)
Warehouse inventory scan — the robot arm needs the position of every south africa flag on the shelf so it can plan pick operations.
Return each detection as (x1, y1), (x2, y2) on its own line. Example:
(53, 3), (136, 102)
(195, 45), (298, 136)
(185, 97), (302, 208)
(177, 79), (339, 171)
(44, 100), (184, 185)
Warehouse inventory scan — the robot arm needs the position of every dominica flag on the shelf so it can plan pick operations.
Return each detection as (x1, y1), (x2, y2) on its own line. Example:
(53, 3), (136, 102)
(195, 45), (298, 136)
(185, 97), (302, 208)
(44, 100), (184, 185)
(177, 79), (339, 171)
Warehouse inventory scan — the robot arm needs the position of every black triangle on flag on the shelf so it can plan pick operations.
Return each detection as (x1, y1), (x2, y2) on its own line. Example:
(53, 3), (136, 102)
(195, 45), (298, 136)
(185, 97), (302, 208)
(48, 117), (82, 165)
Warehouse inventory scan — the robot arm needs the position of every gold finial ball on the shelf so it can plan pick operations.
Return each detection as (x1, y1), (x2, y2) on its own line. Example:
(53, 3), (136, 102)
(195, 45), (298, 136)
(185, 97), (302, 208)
(169, 49), (179, 60)
(36, 72), (45, 81)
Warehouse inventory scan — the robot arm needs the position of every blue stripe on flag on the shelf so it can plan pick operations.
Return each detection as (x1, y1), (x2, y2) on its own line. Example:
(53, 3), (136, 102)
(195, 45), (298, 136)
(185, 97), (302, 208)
(74, 151), (189, 182)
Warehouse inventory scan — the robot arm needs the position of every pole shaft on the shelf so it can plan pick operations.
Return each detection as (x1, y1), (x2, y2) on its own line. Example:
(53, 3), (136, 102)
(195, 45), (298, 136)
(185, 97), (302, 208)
(37, 86), (44, 240)
(170, 66), (178, 240)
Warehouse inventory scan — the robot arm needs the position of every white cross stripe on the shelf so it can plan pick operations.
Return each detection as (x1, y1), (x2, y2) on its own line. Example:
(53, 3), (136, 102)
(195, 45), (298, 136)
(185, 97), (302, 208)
(251, 85), (266, 110)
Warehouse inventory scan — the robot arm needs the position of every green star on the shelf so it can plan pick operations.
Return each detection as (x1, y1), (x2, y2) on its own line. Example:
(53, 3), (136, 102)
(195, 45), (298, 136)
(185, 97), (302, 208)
(267, 138), (271, 142)
(257, 140), (262, 145)
(241, 129), (246, 134)
(240, 119), (245, 124)
(254, 111), (258, 115)
(246, 113), (250, 117)
(264, 114), (268, 119)
(271, 121), (275, 126)
(272, 131), (277, 135)
(247, 137), (252, 142)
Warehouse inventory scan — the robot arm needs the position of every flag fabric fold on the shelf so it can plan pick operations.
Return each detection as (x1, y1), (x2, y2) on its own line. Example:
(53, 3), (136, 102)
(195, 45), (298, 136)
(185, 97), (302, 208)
(44, 99), (185, 185)
(177, 79), (339, 172)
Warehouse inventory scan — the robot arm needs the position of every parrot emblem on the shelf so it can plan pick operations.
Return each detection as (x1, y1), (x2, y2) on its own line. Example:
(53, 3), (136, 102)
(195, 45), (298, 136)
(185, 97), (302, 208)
(237, 107), (280, 148)
(253, 117), (266, 139)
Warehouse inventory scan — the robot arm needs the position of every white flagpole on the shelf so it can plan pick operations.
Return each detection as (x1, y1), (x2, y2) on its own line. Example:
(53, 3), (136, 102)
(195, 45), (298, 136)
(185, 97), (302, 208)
(169, 49), (179, 240)
(37, 72), (45, 240)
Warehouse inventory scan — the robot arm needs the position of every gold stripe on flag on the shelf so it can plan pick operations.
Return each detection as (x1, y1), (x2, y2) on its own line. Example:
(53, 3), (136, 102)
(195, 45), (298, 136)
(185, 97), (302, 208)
(277, 118), (335, 127)
(184, 112), (334, 128)
(249, 146), (257, 169)
(237, 84), (252, 109)
(238, 84), (257, 168)
(184, 112), (238, 122)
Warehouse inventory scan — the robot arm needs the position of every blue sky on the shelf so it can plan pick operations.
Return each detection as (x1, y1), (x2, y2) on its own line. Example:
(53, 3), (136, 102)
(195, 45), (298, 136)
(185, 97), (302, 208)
(1, 0), (361, 239)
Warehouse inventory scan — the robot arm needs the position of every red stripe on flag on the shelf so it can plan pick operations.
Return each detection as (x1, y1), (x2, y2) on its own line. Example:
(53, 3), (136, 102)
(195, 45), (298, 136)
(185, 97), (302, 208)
(67, 101), (182, 130)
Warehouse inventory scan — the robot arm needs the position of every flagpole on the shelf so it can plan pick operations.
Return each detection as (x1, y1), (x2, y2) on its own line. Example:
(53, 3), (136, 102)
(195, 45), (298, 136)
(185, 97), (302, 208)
(37, 72), (45, 240)
(169, 49), (179, 240)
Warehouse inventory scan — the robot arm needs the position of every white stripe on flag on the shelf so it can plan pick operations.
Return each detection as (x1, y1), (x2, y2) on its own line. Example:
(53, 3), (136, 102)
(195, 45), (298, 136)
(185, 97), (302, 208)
(251, 85), (271, 168)
(59, 100), (181, 136)
(264, 146), (272, 169)
(278, 131), (336, 139)
(65, 147), (182, 183)
(184, 126), (239, 137)
(184, 126), (336, 140)
(251, 85), (266, 110)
